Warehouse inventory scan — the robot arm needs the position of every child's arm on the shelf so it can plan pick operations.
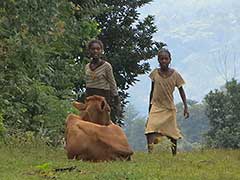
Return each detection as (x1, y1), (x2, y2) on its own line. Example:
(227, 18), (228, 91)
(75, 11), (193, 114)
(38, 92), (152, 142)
(178, 87), (189, 119)
(149, 81), (154, 113)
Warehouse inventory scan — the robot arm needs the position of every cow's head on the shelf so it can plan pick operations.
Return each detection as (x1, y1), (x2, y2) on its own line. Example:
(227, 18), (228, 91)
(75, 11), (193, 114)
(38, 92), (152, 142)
(73, 95), (111, 125)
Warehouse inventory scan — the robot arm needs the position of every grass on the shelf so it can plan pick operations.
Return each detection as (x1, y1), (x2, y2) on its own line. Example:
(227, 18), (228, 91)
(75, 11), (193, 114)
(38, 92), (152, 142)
(0, 141), (240, 180)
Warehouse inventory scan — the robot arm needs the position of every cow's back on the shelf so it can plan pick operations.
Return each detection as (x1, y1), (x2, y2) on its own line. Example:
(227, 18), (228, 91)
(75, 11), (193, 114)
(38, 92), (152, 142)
(65, 117), (133, 161)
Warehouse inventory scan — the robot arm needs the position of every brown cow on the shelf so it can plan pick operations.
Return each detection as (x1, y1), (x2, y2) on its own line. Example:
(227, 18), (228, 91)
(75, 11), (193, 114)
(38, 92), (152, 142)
(65, 95), (133, 161)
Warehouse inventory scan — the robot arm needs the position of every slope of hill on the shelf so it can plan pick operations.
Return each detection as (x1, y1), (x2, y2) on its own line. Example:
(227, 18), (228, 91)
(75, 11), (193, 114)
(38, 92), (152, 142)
(1, 141), (239, 179)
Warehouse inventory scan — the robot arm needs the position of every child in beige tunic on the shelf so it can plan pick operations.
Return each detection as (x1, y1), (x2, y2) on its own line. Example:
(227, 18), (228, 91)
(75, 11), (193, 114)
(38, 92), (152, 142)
(145, 48), (189, 155)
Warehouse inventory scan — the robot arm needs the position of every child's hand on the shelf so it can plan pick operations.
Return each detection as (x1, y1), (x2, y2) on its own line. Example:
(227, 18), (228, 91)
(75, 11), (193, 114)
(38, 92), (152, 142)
(183, 108), (189, 119)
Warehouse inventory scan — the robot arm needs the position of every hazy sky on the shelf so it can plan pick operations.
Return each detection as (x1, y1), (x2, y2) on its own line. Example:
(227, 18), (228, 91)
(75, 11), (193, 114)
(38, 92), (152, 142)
(127, 0), (240, 116)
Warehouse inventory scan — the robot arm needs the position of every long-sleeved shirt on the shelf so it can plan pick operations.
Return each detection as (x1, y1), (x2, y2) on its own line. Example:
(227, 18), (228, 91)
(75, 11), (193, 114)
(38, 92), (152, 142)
(85, 61), (118, 96)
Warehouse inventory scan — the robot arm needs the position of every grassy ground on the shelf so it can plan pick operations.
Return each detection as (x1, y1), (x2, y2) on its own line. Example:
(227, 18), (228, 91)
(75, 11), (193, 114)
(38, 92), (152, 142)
(0, 142), (240, 180)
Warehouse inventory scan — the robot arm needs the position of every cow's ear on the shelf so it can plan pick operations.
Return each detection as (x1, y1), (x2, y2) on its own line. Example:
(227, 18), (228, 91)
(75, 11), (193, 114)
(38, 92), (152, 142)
(100, 99), (110, 112)
(73, 101), (86, 111)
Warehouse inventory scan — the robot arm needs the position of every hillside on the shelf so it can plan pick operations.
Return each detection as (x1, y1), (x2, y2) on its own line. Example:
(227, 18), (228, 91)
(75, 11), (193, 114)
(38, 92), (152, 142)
(1, 142), (239, 180)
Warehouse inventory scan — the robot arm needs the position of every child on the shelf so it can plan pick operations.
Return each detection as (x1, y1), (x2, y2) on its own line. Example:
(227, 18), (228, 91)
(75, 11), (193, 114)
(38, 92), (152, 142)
(85, 39), (121, 119)
(145, 48), (189, 155)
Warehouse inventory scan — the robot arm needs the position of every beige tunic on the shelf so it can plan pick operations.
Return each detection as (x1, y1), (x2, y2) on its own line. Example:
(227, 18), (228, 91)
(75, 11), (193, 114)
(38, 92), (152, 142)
(145, 68), (185, 139)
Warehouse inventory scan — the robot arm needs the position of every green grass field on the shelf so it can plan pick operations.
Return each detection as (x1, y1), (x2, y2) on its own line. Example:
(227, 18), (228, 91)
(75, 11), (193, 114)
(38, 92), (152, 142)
(0, 142), (240, 180)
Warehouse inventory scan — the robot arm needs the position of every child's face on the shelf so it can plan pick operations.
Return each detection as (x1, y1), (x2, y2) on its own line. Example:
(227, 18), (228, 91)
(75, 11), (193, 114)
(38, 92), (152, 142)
(158, 52), (171, 69)
(89, 42), (102, 59)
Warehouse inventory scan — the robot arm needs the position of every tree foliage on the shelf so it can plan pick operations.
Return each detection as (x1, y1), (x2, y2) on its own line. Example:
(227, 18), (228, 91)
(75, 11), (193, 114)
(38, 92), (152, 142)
(72, 0), (165, 124)
(95, 0), (164, 95)
(177, 100), (209, 144)
(204, 79), (240, 148)
(0, 0), (163, 144)
(0, 0), (99, 145)
(123, 104), (147, 151)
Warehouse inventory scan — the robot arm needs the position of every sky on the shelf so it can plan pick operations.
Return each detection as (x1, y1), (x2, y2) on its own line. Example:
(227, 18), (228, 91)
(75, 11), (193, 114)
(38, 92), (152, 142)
(127, 0), (240, 116)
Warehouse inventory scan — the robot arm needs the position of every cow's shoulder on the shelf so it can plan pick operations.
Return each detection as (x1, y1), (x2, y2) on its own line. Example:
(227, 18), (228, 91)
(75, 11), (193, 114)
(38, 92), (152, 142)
(66, 114), (82, 125)
(67, 113), (80, 119)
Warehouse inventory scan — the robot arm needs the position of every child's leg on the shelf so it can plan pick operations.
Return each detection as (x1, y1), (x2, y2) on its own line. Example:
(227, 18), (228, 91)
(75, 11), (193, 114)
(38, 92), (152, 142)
(153, 133), (162, 144)
(146, 133), (156, 153)
(169, 137), (177, 156)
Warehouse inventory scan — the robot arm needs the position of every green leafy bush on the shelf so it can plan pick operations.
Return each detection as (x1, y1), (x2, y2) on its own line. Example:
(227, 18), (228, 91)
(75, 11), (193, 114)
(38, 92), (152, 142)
(205, 79), (240, 148)
(0, 0), (99, 145)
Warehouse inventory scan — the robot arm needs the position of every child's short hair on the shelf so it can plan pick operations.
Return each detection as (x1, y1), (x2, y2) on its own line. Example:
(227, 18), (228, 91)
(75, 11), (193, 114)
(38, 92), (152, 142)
(158, 48), (171, 59)
(87, 39), (104, 50)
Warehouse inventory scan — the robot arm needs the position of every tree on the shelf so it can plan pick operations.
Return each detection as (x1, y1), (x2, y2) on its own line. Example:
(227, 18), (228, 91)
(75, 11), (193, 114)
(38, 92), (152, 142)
(72, 0), (166, 124)
(177, 100), (209, 144)
(123, 104), (147, 151)
(0, 0), (99, 145)
(212, 45), (240, 82)
(204, 79), (240, 148)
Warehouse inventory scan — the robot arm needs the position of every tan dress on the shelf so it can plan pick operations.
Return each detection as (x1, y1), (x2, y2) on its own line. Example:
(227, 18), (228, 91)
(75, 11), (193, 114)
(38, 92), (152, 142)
(145, 68), (185, 140)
